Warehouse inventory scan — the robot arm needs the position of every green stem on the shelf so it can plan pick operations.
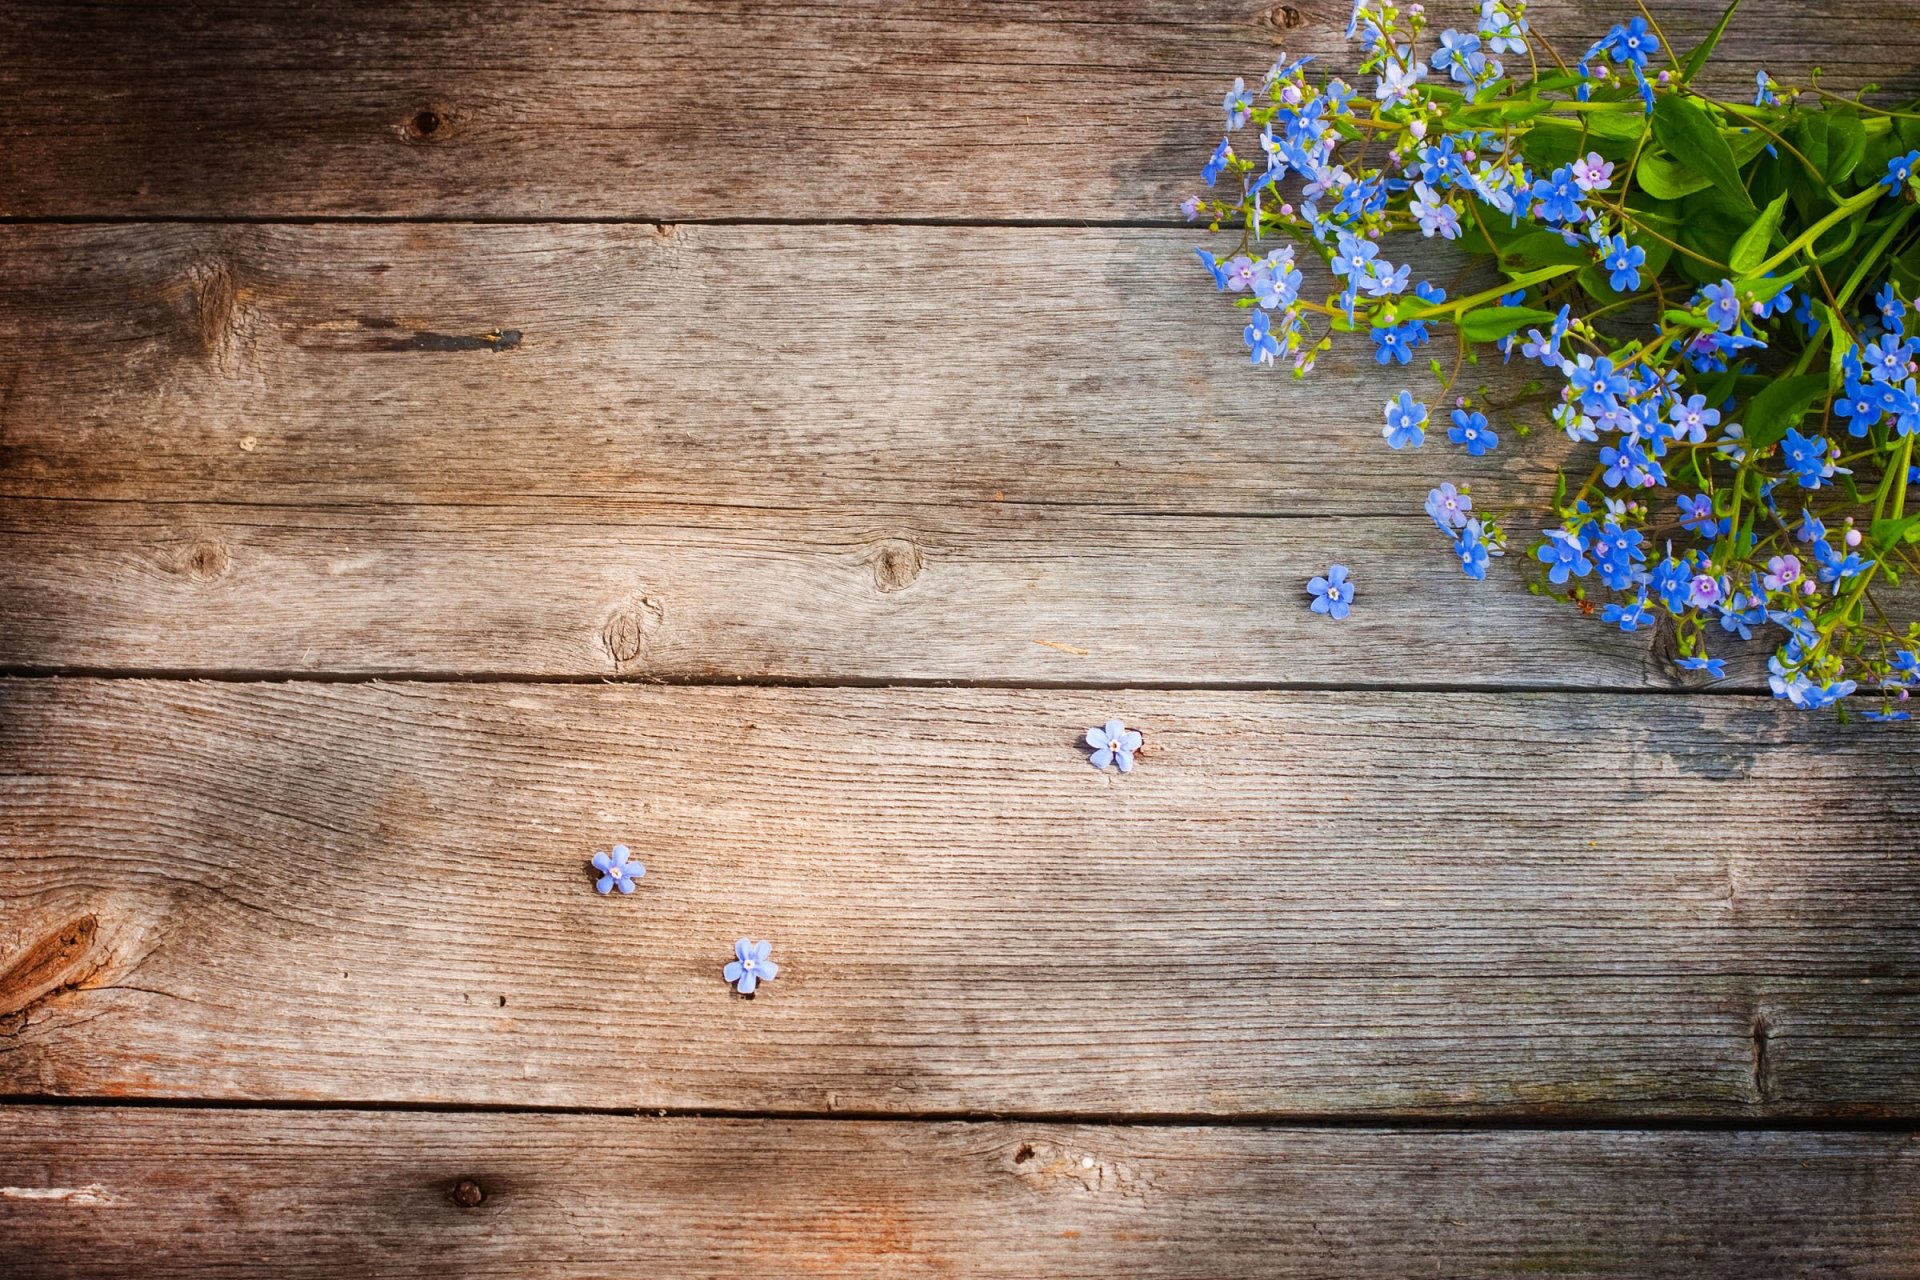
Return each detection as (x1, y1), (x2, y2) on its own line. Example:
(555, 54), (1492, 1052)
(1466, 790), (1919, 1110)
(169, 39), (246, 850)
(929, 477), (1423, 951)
(1749, 187), (1885, 279)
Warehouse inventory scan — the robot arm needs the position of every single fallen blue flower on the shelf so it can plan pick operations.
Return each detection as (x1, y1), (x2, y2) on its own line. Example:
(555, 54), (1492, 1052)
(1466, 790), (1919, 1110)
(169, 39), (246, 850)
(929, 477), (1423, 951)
(1085, 718), (1144, 772)
(1308, 563), (1355, 619)
(592, 844), (644, 895)
(1601, 598), (1654, 632)
(1861, 708), (1912, 722)
(724, 939), (779, 994)
(1382, 391), (1428, 449)
(1676, 655), (1727, 679)
(1448, 408), (1497, 455)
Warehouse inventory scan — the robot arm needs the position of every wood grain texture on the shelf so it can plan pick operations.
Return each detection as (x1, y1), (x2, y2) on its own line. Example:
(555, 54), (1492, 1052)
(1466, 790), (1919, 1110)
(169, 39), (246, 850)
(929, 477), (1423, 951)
(4, 679), (1917, 1116)
(0, 222), (1552, 512)
(0, 499), (1734, 687)
(0, 1), (1913, 220)
(4, 1109), (1919, 1278)
(7, 221), (1908, 686)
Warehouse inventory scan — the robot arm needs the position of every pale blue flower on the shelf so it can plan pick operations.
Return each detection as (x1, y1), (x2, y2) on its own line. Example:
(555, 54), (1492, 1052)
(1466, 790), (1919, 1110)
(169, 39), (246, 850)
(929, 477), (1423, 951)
(724, 939), (779, 994)
(1086, 719), (1143, 772)
(592, 844), (644, 895)
(1308, 564), (1355, 619)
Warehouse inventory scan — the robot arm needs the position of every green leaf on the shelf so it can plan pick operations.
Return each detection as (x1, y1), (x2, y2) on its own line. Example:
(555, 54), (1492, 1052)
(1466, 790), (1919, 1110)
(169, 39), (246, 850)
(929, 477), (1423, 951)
(1458, 306), (1560, 343)
(1584, 110), (1649, 142)
(1651, 96), (1755, 210)
(1638, 150), (1715, 200)
(1828, 105), (1866, 184)
(1869, 515), (1920, 548)
(1742, 374), (1829, 450)
(1728, 191), (1789, 274)
(1793, 113), (1831, 173)
(1503, 231), (1591, 270)
(1681, 0), (1745, 83)
(1731, 266), (1805, 303)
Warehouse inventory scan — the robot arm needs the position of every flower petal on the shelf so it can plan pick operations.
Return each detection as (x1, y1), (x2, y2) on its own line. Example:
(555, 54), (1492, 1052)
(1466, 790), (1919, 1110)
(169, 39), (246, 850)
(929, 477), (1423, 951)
(1089, 747), (1114, 770)
(724, 961), (743, 982)
(736, 938), (754, 963)
(1103, 718), (1127, 740)
(1084, 728), (1109, 750)
(758, 959), (779, 980)
(753, 940), (773, 963)
(591, 852), (613, 871)
(1118, 731), (1143, 751)
(616, 876), (637, 893)
(610, 844), (630, 864)
(737, 972), (758, 995)
(1115, 751), (1134, 773)
(596, 875), (615, 894)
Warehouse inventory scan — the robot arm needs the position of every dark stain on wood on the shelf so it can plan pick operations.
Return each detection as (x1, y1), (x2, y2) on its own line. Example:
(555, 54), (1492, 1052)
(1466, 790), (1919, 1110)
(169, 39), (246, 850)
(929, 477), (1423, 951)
(0, 914), (101, 1026)
(1751, 1012), (1776, 1106)
(378, 328), (522, 353)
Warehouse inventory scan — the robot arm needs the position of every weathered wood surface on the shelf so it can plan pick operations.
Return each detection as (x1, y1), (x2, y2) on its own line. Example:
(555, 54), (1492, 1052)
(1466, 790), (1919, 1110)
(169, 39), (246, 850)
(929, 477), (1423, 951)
(5, 680), (1916, 1116)
(6, 221), (1900, 687)
(0, 223), (1551, 512)
(4, 1109), (1919, 1278)
(0, 500), (1730, 687)
(0, 1), (1913, 220)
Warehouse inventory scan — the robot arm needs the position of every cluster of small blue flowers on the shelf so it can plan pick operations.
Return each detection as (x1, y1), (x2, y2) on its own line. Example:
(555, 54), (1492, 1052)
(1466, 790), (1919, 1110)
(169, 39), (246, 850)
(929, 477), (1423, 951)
(1188, 0), (1920, 717)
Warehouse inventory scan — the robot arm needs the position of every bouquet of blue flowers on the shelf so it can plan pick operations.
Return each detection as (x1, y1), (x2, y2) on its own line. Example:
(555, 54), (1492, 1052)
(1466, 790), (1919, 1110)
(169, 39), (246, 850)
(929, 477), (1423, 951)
(1190, 0), (1920, 716)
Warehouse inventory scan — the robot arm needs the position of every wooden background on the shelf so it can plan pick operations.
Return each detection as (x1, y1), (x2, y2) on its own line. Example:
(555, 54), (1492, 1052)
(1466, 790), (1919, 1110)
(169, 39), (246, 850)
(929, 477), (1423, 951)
(3, 2), (1919, 1275)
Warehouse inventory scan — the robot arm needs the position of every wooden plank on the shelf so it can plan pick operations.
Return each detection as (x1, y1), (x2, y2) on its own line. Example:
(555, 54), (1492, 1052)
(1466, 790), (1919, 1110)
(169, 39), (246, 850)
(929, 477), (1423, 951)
(0, 499), (1725, 687)
(0, 1), (1911, 220)
(3, 1109), (1918, 1278)
(0, 222), (1555, 513)
(4, 680), (1917, 1116)
(7, 222), (1899, 687)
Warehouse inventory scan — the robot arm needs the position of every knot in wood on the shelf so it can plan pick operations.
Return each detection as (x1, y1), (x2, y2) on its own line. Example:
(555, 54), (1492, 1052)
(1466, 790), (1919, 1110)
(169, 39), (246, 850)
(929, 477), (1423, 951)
(867, 538), (924, 593)
(1261, 3), (1304, 30)
(449, 1179), (485, 1208)
(602, 594), (665, 668)
(402, 105), (452, 143)
(0, 914), (100, 1023)
(184, 540), (231, 583)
